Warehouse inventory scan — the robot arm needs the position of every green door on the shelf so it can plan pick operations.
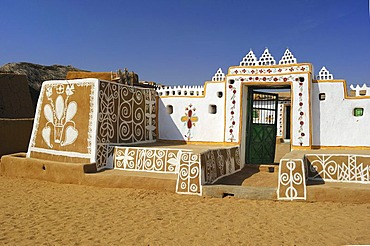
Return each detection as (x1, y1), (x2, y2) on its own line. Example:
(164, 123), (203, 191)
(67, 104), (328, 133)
(246, 89), (278, 164)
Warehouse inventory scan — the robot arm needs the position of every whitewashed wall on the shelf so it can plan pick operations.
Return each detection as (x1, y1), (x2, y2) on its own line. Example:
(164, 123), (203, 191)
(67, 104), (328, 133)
(158, 82), (226, 142)
(225, 65), (311, 147)
(312, 82), (370, 146)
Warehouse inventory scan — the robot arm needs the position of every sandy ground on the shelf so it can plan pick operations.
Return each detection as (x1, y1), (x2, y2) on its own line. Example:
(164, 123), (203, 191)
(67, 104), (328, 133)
(0, 175), (369, 245)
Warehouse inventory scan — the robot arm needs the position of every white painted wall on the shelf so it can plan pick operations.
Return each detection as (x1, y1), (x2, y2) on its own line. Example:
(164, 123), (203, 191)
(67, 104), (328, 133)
(312, 82), (370, 146)
(158, 82), (226, 142)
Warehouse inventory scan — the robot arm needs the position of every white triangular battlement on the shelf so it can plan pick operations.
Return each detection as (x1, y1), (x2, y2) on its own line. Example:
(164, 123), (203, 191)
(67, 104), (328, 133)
(258, 48), (276, 66)
(350, 84), (370, 96)
(212, 68), (225, 82)
(279, 48), (297, 65)
(240, 50), (258, 66)
(316, 66), (333, 80)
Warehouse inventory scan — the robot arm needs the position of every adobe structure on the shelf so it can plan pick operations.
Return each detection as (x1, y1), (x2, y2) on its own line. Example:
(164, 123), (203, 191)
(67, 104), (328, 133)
(1, 48), (370, 200)
(0, 73), (34, 157)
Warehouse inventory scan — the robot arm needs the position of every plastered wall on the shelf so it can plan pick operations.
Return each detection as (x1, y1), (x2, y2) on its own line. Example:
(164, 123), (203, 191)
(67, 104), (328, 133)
(158, 81), (226, 142)
(312, 81), (370, 147)
(27, 79), (157, 170)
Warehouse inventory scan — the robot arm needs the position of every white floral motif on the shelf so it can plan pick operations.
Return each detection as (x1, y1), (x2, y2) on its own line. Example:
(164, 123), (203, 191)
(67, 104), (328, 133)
(42, 84), (78, 148)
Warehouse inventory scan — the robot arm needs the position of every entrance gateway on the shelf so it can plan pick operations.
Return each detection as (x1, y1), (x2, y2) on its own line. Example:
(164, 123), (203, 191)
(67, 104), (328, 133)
(246, 87), (279, 164)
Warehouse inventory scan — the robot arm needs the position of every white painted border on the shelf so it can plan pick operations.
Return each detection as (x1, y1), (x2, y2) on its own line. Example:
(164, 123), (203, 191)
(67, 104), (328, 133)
(29, 147), (91, 160)
(27, 79), (99, 161)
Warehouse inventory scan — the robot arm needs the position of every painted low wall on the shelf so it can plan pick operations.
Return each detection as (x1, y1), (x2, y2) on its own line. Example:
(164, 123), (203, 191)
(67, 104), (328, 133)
(201, 146), (241, 184)
(306, 154), (370, 183)
(114, 147), (202, 195)
(113, 145), (241, 196)
(27, 79), (157, 170)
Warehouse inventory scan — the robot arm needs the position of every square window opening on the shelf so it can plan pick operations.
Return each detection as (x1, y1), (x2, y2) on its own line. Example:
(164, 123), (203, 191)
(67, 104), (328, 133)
(166, 105), (173, 114)
(353, 108), (364, 117)
(319, 93), (326, 101)
(209, 104), (217, 114)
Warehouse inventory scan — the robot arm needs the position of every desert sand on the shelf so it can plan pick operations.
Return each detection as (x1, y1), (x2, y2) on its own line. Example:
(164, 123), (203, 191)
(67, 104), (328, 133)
(0, 175), (369, 246)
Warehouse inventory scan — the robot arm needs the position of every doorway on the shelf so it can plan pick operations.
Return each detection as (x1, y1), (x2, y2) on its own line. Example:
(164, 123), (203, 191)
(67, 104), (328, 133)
(245, 87), (278, 164)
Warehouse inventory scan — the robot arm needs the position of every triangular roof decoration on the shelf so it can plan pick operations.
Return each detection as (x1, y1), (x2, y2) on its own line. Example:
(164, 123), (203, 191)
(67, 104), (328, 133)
(212, 68), (225, 82)
(279, 48), (297, 65)
(316, 66), (334, 80)
(240, 50), (258, 66)
(258, 48), (276, 66)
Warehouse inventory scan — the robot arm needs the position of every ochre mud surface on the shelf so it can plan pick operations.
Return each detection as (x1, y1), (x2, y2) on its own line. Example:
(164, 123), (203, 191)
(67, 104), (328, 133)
(0, 175), (369, 245)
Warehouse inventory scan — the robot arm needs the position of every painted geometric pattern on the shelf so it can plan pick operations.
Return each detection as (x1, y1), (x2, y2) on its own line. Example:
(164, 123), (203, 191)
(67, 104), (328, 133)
(96, 81), (156, 170)
(114, 147), (202, 195)
(277, 159), (306, 201)
(115, 147), (186, 173)
(306, 154), (370, 184)
(176, 152), (202, 195)
(201, 146), (241, 184)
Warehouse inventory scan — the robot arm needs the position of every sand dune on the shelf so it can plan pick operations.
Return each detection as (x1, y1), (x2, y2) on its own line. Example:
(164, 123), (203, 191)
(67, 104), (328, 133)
(0, 175), (369, 245)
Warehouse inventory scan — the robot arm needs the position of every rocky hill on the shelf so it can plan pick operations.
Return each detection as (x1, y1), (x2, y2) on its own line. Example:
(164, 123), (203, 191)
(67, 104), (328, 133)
(0, 62), (89, 91)
(0, 62), (89, 109)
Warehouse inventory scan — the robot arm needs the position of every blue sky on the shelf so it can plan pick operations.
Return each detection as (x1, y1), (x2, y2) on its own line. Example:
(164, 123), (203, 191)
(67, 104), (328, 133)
(1, 0), (369, 86)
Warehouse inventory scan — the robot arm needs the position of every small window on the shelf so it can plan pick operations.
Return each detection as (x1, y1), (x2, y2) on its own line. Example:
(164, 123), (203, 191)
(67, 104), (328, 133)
(299, 77), (305, 82)
(166, 105), (173, 114)
(359, 90), (366, 96)
(190, 91), (194, 96)
(209, 104), (217, 114)
(319, 93), (326, 101)
(217, 91), (223, 98)
(165, 91), (169, 96)
(184, 91), (187, 96)
(353, 108), (364, 117)
(229, 79), (235, 85)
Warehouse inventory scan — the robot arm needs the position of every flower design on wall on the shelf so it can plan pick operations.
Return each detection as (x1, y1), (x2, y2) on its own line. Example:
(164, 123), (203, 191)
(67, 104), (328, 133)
(231, 65), (310, 76)
(42, 84), (78, 148)
(228, 84), (237, 142)
(297, 78), (305, 146)
(181, 104), (198, 141)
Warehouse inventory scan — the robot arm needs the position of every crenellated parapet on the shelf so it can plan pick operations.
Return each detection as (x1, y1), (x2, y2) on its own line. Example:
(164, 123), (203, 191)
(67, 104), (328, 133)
(350, 84), (370, 96)
(157, 85), (204, 97)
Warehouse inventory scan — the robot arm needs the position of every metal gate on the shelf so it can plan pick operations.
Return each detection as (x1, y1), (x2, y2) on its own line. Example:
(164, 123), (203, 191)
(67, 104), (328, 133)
(246, 89), (278, 164)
